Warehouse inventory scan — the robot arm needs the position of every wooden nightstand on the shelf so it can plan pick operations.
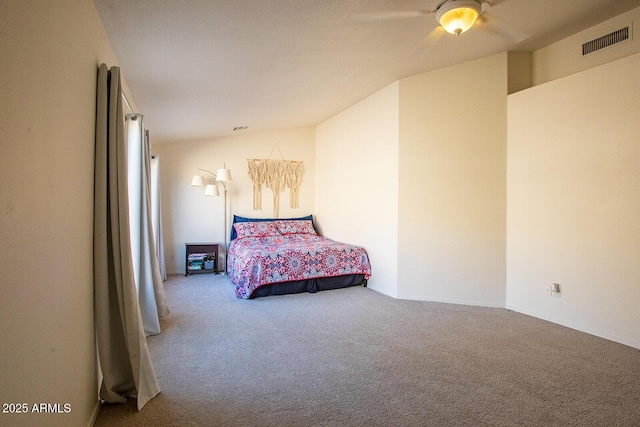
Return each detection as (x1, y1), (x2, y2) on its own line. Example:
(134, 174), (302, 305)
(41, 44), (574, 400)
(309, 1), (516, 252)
(185, 242), (219, 276)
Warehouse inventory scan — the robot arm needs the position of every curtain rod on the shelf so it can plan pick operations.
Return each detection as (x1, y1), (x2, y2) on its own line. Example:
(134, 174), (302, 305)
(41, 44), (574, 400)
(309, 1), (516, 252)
(122, 92), (135, 115)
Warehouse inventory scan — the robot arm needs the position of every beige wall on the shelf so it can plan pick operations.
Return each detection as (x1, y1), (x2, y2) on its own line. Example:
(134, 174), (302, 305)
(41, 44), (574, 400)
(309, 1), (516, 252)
(397, 53), (508, 306)
(533, 6), (640, 85)
(153, 127), (316, 274)
(507, 52), (532, 94)
(315, 82), (400, 297)
(0, 1), (123, 426)
(507, 52), (640, 349)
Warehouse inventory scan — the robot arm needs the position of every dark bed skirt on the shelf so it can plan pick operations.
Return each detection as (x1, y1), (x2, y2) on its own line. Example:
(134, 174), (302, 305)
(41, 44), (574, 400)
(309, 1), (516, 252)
(248, 274), (367, 299)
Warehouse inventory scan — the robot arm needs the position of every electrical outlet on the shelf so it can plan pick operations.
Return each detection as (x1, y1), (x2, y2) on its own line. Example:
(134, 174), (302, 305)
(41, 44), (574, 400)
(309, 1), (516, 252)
(550, 282), (561, 297)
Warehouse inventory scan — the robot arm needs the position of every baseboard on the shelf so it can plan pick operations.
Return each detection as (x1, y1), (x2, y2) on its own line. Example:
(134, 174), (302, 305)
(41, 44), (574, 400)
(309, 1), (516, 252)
(506, 304), (640, 350)
(396, 293), (505, 308)
(365, 284), (397, 299)
(88, 400), (101, 427)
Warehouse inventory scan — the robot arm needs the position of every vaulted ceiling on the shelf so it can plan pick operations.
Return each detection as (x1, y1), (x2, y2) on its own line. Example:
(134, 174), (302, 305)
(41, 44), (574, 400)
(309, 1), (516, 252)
(94, 0), (640, 143)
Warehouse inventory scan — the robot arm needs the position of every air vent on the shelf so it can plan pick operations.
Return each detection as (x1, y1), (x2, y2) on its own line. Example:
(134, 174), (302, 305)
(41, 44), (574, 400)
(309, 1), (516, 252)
(582, 26), (630, 55)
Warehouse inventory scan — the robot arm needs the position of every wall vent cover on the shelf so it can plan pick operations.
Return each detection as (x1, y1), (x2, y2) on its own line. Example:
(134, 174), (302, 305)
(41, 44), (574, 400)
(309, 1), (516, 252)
(582, 26), (630, 55)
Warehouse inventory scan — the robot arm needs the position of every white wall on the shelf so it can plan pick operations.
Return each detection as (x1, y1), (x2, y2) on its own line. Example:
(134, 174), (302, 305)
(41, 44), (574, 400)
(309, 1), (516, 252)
(396, 53), (508, 307)
(153, 127), (316, 274)
(533, 6), (640, 85)
(315, 82), (400, 297)
(507, 52), (640, 349)
(0, 1), (124, 426)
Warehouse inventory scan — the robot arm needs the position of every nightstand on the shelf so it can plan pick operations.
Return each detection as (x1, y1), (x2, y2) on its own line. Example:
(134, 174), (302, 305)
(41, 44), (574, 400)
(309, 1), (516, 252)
(185, 242), (219, 276)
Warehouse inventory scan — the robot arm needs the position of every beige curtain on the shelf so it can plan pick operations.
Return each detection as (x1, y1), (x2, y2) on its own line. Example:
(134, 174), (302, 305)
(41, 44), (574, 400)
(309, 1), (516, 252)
(94, 63), (160, 410)
(126, 114), (169, 336)
(150, 152), (167, 281)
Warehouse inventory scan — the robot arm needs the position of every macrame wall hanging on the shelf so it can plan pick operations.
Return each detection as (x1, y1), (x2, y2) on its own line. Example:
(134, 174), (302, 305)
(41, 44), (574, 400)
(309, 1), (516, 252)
(247, 144), (305, 218)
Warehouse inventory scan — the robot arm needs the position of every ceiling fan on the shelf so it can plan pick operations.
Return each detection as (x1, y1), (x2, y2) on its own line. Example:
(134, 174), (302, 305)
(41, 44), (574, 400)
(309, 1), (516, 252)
(355, 0), (503, 37)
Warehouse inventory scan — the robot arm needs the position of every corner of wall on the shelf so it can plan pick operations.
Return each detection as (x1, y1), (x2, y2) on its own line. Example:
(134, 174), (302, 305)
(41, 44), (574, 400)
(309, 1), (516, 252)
(507, 52), (532, 94)
(315, 82), (400, 297)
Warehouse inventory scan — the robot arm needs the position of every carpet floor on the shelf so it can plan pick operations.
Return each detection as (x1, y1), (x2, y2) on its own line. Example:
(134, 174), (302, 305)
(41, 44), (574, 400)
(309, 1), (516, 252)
(94, 274), (640, 426)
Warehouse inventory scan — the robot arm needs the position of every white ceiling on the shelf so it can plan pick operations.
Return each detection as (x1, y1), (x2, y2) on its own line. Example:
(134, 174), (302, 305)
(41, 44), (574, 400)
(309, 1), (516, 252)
(94, 0), (640, 143)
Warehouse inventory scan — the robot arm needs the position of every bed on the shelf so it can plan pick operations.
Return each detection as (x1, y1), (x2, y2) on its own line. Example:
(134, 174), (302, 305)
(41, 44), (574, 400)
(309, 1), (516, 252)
(227, 215), (371, 299)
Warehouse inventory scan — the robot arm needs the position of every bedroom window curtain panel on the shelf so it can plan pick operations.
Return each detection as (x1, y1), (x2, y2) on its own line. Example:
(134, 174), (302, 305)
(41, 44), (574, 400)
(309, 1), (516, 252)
(94, 63), (160, 410)
(126, 114), (169, 336)
(150, 152), (167, 281)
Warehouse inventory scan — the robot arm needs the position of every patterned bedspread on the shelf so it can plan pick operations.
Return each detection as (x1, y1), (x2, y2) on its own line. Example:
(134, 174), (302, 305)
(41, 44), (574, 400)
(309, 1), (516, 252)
(228, 234), (371, 299)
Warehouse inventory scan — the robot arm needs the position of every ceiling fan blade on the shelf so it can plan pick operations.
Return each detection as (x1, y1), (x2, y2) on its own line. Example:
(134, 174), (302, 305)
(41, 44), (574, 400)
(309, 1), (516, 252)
(477, 11), (529, 44)
(423, 25), (446, 46)
(352, 9), (434, 23)
(480, 0), (508, 9)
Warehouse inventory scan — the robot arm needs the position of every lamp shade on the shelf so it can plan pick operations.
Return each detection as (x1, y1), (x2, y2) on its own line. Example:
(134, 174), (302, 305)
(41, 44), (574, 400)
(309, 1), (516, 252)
(436, 0), (481, 35)
(204, 184), (220, 196)
(216, 168), (232, 182)
(191, 175), (205, 187)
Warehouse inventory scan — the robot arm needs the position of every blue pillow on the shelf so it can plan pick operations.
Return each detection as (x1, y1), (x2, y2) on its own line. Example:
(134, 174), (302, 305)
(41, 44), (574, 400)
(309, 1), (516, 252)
(230, 214), (315, 240)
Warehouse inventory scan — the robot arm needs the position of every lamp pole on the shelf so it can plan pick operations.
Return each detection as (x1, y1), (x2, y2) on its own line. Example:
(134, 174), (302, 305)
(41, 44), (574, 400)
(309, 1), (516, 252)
(192, 167), (232, 274)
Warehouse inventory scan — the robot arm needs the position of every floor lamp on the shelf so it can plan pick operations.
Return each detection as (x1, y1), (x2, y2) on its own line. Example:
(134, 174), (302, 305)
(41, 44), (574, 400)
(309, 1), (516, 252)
(191, 166), (232, 273)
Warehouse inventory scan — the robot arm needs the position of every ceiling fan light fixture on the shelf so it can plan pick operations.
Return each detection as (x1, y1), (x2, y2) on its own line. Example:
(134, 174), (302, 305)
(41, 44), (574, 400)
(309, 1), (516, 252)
(436, 0), (481, 35)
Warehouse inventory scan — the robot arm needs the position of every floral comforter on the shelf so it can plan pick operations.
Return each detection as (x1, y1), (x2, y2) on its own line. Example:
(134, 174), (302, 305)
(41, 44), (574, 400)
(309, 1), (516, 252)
(228, 234), (371, 299)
